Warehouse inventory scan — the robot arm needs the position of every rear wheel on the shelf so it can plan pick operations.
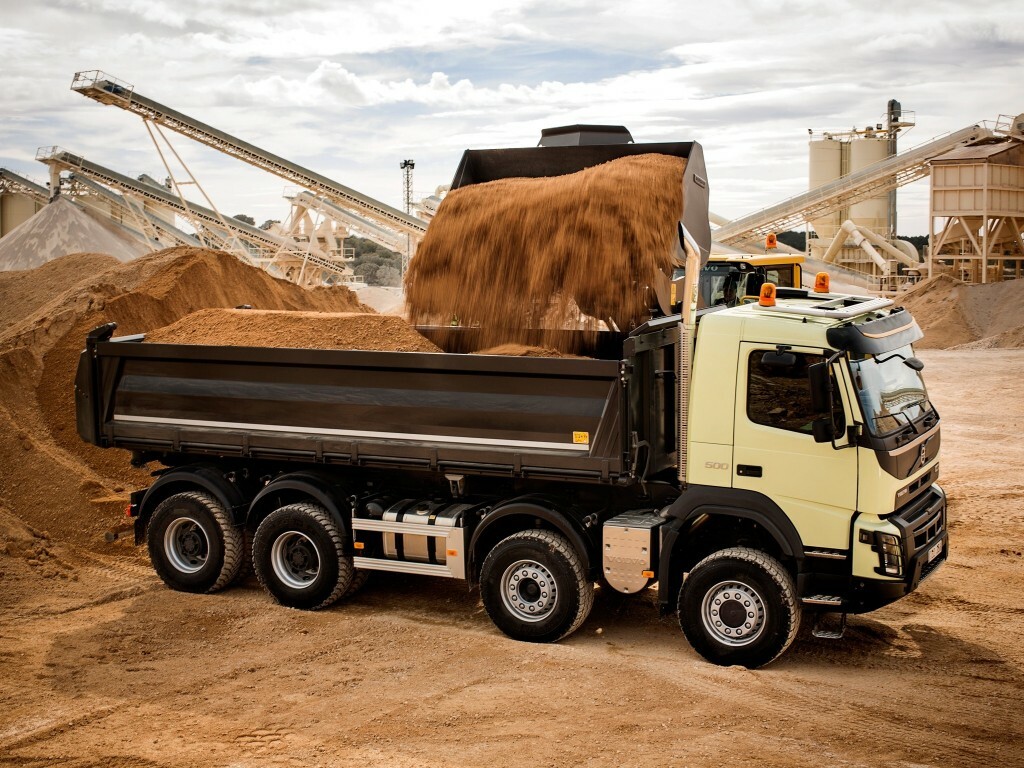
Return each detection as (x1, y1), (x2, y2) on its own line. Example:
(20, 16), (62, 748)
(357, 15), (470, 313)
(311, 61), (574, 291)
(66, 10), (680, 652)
(678, 547), (800, 668)
(480, 529), (593, 643)
(253, 502), (353, 610)
(147, 491), (243, 594)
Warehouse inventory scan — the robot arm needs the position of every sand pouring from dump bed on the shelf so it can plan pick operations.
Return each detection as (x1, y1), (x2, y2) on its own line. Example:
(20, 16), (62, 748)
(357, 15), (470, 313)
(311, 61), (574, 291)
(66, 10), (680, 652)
(405, 154), (686, 348)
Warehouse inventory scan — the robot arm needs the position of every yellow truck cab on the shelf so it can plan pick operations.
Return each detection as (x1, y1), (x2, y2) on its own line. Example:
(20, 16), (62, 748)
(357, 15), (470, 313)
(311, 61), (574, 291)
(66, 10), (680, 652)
(659, 286), (946, 662)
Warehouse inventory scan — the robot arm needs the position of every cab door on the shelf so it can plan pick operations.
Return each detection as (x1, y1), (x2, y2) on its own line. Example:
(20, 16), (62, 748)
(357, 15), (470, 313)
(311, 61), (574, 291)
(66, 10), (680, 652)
(731, 344), (857, 551)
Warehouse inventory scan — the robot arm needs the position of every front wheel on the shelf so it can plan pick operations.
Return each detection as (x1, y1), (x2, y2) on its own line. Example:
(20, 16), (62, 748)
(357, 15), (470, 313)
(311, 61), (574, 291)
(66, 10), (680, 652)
(679, 547), (800, 668)
(480, 529), (594, 643)
(253, 502), (354, 610)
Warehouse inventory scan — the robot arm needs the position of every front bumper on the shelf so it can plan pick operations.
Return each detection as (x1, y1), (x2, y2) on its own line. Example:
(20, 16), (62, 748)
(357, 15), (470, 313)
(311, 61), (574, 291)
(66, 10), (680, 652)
(847, 485), (947, 613)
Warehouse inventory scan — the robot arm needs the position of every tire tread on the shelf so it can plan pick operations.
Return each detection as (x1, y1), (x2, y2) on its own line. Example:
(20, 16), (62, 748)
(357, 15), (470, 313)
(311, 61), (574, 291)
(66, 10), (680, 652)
(680, 546), (800, 667)
(481, 529), (594, 642)
(253, 501), (353, 610)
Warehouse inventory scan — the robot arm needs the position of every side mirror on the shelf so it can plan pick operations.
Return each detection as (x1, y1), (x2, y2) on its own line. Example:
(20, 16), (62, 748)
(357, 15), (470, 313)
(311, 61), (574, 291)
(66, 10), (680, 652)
(811, 417), (836, 443)
(761, 350), (796, 369)
(904, 357), (924, 371)
(808, 361), (831, 413)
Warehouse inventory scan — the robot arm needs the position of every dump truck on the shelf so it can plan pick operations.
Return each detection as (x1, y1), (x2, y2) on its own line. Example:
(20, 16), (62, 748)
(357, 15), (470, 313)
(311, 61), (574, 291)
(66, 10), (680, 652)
(75, 128), (946, 667)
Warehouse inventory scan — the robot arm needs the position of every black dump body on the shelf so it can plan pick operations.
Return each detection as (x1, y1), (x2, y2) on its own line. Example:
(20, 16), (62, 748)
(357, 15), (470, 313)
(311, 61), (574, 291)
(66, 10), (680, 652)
(76, 321), (679, 487)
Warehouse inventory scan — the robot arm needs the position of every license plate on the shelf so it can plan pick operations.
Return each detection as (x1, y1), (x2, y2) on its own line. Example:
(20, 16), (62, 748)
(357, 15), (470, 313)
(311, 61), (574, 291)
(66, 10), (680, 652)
(927, 540), (944, 563)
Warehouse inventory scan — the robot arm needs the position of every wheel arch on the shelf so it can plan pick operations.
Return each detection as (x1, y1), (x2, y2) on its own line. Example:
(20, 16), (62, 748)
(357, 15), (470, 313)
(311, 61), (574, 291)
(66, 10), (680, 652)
(247, 471), (351, 538)
(135, 464), (248, 544)
(468, 498), (595, 586)
(658, 486), (805, 612)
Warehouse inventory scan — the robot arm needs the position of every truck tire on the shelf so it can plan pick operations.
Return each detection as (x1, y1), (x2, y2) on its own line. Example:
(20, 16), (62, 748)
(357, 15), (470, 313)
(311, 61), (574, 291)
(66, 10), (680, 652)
(678, 547), (800, 668)
(252, 502), (353, 610)
(147, 491), (244, 594)
(342, 569), (370, 599)
(480, 529), (594, 643)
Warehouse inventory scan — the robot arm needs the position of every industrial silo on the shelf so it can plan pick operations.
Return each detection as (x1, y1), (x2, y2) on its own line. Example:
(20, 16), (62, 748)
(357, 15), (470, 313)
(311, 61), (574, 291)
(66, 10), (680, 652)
(808, 137), (843, 247)
(848, 135), (890, 233)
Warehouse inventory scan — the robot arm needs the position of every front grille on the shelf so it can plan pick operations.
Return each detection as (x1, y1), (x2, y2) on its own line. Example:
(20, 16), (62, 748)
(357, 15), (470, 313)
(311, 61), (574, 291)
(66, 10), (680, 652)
(913, 505), (944, 550)
(893, 487), (945, 554)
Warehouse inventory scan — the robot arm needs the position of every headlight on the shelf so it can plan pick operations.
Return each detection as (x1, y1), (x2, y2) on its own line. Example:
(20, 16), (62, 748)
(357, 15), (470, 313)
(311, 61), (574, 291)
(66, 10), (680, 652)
(874, 532), (903, 577)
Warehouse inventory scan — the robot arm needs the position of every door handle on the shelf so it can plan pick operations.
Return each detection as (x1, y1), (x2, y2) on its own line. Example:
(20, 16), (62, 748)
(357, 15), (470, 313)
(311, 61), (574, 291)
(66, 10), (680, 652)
(737, 464), (763, 478)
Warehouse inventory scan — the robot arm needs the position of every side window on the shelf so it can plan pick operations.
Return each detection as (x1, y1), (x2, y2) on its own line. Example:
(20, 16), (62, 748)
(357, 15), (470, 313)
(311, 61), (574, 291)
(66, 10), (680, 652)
(765, 266), (793, 288)
(747, 351), (844, 434)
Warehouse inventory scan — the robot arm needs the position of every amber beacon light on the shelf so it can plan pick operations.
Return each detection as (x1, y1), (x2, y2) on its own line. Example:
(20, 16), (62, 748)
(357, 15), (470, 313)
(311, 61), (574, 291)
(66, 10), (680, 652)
(814, 272), (831, 293)
(765, 232), (778, 249)
(759, 282), (777, 306)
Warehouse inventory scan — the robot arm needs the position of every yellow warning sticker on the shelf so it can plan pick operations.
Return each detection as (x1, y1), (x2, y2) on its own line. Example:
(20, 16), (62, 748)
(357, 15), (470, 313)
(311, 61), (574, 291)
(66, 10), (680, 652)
(572, 431), (590, 445)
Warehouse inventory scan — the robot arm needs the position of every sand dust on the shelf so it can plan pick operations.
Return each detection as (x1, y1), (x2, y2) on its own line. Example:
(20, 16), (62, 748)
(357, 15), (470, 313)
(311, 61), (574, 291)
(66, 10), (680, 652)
(146, 308), (441, 353)
(406, 154), (685, 346)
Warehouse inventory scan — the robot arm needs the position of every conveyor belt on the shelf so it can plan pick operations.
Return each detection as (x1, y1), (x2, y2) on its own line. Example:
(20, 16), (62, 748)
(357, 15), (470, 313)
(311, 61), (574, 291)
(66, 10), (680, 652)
(71, 71), (427, 243)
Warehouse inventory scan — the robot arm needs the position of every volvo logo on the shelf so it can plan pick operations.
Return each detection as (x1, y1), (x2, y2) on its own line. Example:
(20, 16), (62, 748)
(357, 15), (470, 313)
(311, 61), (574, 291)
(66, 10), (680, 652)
(917, 437), (932, 469)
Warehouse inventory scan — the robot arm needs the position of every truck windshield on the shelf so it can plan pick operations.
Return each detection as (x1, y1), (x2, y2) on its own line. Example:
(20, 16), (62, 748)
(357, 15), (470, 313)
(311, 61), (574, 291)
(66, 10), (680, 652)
(849, 345), (933, 436)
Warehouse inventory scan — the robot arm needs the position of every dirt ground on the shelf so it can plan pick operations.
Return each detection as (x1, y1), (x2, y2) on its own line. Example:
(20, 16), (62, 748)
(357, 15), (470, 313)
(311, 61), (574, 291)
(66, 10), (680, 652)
(1, 349), (1022, 767)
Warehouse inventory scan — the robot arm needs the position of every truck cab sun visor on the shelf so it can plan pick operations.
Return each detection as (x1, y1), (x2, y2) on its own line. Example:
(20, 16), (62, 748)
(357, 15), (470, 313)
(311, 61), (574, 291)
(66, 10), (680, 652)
(826, 310), (924, 356)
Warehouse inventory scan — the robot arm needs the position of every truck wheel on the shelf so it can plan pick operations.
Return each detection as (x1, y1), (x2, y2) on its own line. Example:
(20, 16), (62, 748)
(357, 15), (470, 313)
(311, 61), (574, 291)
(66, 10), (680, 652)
(253, 502), (353, 610)
(678, 547), (800, 668)
(480, 529), (593, 643)
(147, 491), (244, 594)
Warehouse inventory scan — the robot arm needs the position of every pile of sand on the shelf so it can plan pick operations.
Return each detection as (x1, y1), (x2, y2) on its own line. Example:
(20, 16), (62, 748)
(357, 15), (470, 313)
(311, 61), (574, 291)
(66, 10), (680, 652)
(0, 246), (368, 551)
(898, 275), (1024, 349)
(406, 154), (685, 348)
(476, 344), (580, 358)
(146, 308), (441, 352)
(0, 197), (146, 271)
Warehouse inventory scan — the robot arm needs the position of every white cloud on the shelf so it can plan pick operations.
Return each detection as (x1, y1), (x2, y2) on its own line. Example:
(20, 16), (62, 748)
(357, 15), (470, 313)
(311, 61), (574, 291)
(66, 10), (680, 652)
(0, 0), (1021, 235)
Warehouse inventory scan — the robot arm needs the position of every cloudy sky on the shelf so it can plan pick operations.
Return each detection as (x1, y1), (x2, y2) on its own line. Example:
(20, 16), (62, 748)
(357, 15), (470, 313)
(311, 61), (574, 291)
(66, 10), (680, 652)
(1, 0), (1021, 236)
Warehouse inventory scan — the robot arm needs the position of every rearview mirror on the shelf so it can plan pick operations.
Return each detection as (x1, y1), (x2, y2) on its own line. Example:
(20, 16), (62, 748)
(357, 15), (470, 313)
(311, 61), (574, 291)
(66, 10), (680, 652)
(761, 351), (796, 369)
(812, 417), (836, 443)
(808, 361), (832, 413)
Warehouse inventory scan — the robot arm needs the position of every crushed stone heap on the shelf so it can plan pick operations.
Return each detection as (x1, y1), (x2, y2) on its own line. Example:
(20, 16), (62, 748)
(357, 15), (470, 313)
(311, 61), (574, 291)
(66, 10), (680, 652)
(0, 197), (146, 271)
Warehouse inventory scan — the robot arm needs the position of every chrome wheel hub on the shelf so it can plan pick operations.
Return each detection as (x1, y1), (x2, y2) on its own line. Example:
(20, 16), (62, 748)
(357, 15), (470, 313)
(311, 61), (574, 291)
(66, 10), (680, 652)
(501, 559), (558, 623)
(164, 516), (209, 574)
(701, 580), (766, 647)
(271, 531), (321, 589)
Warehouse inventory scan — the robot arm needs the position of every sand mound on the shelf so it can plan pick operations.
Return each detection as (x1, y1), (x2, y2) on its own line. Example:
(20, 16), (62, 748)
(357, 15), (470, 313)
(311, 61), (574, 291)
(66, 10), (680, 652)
(0, 246), (368, 549)
(406, 154), (685, 347)
(898, 275), (1024, 349)
(0, 197), (146, 271)
(476, 344), (580, 358)
(0, 252), (121, 337)
(146, 308), (441, 352)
